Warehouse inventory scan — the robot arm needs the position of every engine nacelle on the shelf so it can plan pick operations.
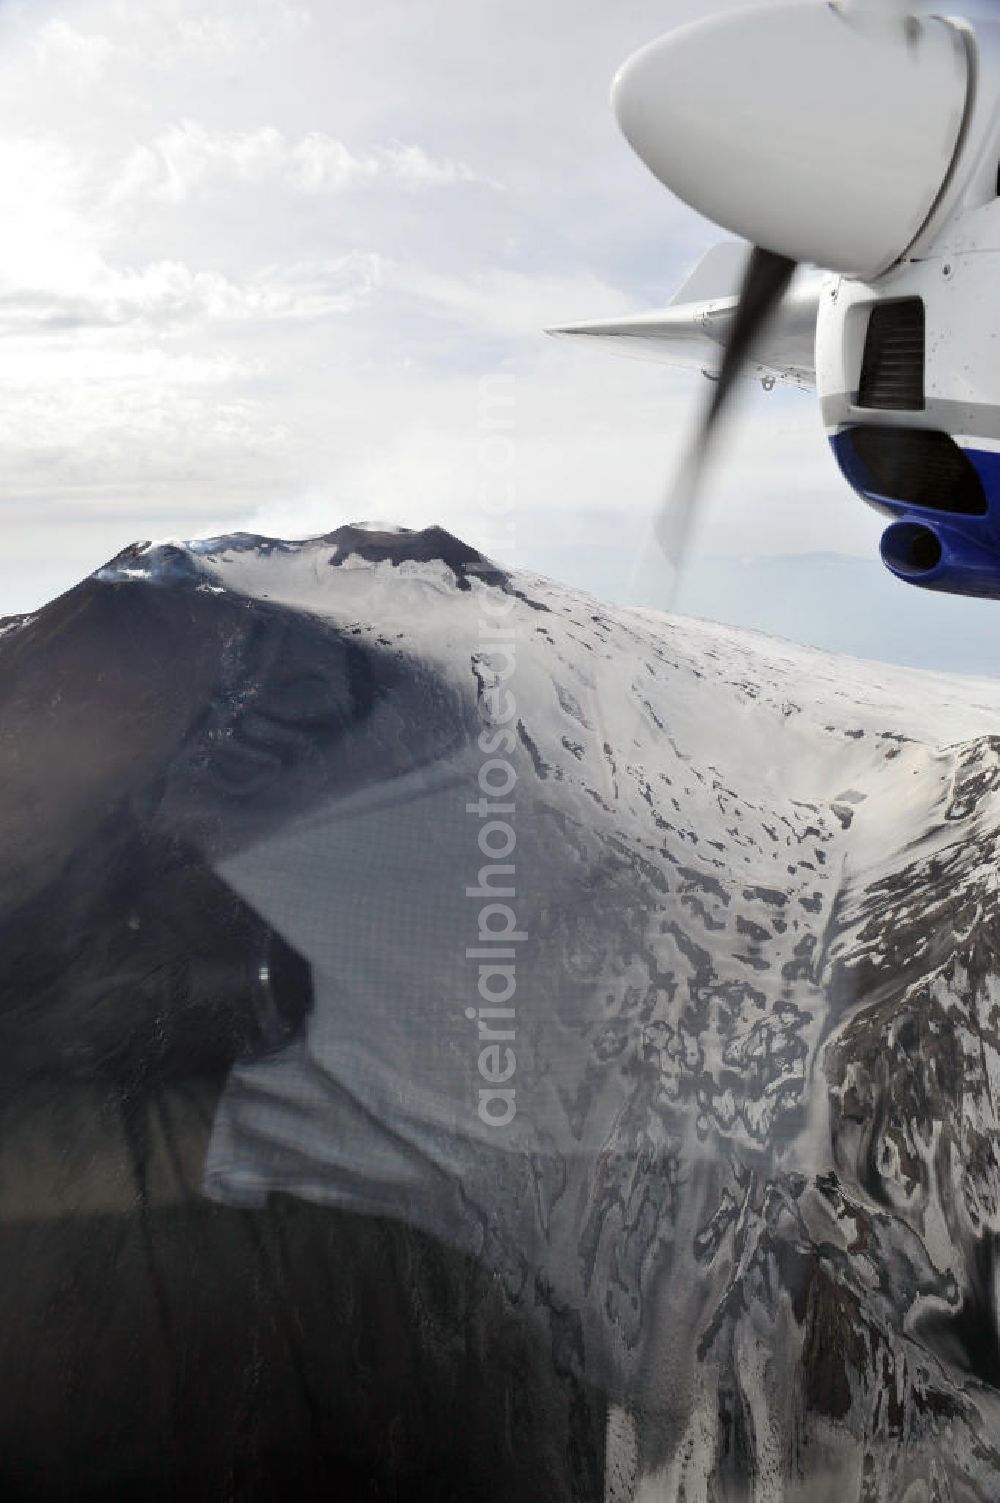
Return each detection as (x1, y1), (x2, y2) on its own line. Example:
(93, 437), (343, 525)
(604, 2), (1000, 600)
(816, 233), (1000, 596)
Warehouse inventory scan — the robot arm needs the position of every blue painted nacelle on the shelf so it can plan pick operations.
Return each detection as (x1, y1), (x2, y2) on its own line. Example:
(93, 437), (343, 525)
(830, 428), (1000, 599)
(814, 196), (1000, 602)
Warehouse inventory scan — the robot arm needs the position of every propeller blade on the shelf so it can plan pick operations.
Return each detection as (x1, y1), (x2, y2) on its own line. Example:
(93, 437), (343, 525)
(699, 247), (797, 463)
(652, 246), (797, 580)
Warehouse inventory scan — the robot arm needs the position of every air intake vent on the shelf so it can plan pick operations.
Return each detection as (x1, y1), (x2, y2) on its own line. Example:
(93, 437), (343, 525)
(841, 426), (986, 515)
(857, 298), (925, 411)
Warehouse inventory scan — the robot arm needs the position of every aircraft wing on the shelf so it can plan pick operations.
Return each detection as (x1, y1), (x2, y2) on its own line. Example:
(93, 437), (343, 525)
(548, 242), (824, 391)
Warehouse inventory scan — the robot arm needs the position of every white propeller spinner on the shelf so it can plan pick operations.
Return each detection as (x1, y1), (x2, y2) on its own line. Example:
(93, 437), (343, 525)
(611, 1), (971, 279)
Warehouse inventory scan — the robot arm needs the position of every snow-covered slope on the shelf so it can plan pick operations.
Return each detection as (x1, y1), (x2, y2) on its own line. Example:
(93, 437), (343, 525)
(5, 523), (1000, 1499)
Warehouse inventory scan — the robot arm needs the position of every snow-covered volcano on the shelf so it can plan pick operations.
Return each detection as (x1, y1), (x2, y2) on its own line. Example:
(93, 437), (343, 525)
(3, 523), (1000, 1500)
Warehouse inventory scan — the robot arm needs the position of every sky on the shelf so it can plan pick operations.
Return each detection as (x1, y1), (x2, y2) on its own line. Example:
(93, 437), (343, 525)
(0, 0), (998, 674)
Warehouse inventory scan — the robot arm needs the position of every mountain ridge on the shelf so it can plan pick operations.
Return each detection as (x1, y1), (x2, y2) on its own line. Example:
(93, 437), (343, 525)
(2, 522), (1000, 1498)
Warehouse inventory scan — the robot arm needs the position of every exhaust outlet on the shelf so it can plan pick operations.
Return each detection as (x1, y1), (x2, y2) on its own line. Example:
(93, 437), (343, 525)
(880, 520), (943, 577)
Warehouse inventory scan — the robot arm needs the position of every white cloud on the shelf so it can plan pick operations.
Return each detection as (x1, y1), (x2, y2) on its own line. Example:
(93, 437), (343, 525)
(0, 0), (895, 661)
(0, 383), (292, 499)
(375, 143), (486, 189)
(84, 252), (381, 326)
(107, 0), (311, 66)
(0, 345), (251, 390)
(381, 263), (635, 339)
(32, 19), (118, 86)
(0, 137), (105, 294)
(111, 121), (488, 204)
(0, 255), (380, 335)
